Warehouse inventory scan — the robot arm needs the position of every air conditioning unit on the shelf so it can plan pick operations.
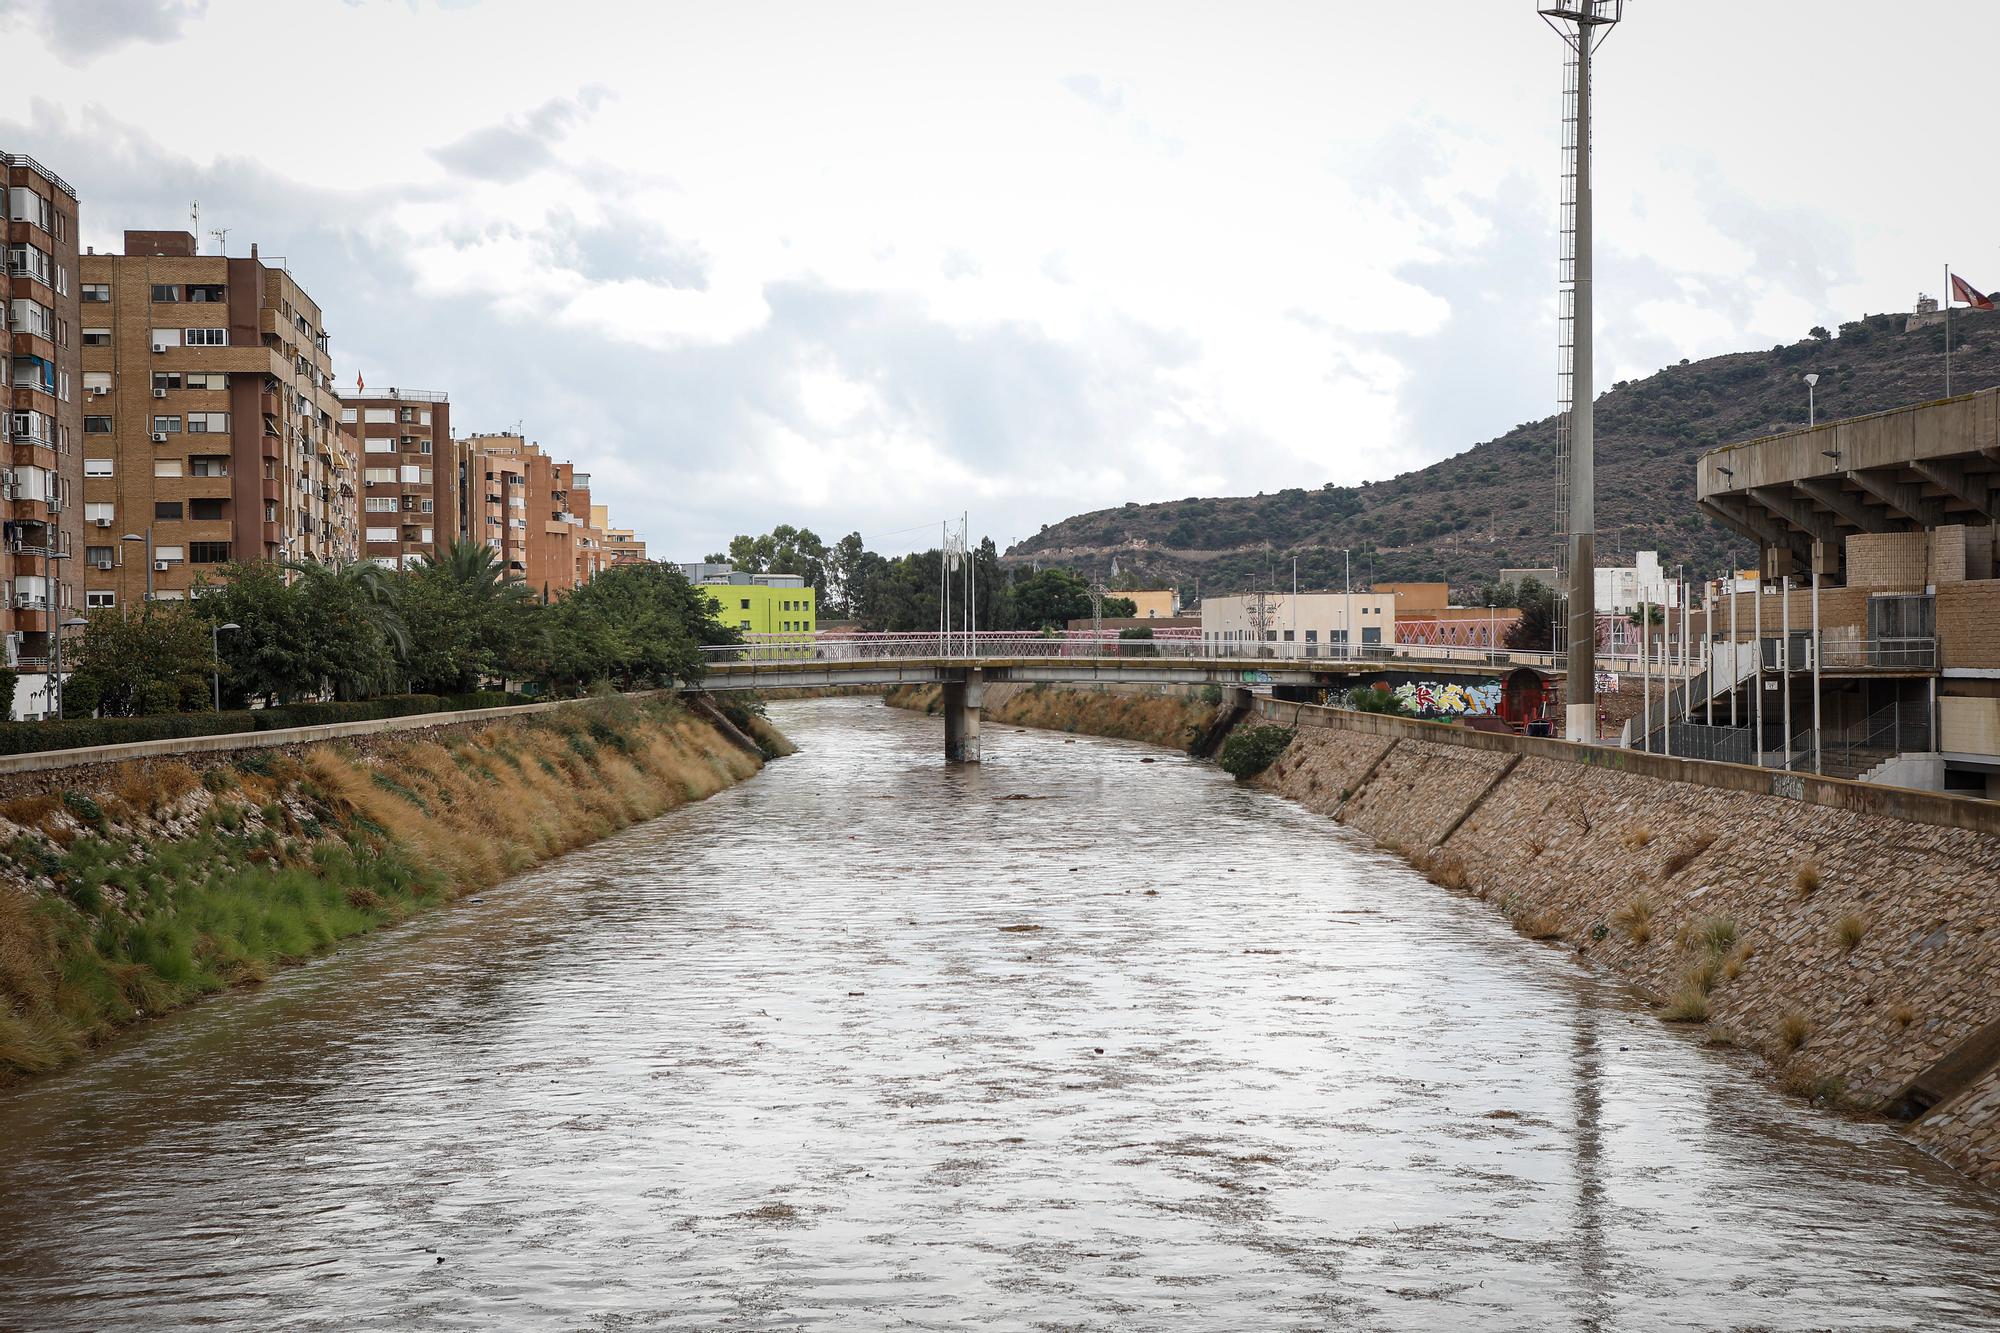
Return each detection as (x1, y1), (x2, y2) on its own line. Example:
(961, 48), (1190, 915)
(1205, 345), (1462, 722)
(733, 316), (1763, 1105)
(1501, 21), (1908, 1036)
(154, 560), (169, 572)
(92, 517), (111, 528)
(150, 432), (167, 443)
(152, 344), (167, 354)
(88, 385), (108, 396)
(152, 388), (167, 399)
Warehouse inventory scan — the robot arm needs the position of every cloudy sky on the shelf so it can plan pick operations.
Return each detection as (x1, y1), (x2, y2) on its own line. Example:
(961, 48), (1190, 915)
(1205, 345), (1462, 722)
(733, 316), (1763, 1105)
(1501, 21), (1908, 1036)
(0, 0), (1987, 557)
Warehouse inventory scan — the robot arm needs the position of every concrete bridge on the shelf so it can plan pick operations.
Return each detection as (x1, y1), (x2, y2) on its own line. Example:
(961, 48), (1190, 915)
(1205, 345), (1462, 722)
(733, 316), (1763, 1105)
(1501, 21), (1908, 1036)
(698, 633), (1564, 760)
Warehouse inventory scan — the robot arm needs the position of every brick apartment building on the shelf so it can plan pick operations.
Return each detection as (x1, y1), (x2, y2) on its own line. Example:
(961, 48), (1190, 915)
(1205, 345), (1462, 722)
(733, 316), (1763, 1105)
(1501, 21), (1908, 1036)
(79, 231), (356, 606)
(593, 506), (647, 564)
(3, 153), (83, 719)
(458, 431), (611, 597)
(337, 387), (454, 569)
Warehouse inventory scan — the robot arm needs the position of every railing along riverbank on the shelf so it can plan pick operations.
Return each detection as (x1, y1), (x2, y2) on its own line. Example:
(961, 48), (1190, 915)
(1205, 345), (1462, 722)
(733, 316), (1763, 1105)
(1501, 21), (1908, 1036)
(700, 631), (1567, 672)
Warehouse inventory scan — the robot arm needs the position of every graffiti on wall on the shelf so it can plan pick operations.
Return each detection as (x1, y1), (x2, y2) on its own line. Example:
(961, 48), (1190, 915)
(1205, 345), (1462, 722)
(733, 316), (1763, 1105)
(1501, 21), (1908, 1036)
(1391, 679), (1504, 718)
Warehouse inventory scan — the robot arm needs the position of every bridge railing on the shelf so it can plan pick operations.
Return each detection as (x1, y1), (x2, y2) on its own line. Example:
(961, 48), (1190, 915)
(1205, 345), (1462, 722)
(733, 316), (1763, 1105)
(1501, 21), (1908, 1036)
(700, 632), (1566, 672)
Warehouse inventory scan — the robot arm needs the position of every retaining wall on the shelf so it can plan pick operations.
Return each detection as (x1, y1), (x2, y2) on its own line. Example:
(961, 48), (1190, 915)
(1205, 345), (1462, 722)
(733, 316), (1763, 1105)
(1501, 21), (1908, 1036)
(1249, 697), (2000, 1186)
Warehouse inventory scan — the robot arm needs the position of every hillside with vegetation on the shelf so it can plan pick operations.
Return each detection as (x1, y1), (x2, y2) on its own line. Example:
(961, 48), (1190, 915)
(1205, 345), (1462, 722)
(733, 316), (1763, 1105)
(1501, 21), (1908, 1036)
(1005, 308), (2000, 596)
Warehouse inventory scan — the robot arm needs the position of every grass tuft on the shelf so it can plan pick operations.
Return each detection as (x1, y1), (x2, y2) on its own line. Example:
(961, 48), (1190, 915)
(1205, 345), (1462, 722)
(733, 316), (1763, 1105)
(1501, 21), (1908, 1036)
(1777, 1011), (1811, 1052)
(1795, 860), (1822, 897)
(1834, 913), (1869, 954)
(1612, 893), (1655, 945)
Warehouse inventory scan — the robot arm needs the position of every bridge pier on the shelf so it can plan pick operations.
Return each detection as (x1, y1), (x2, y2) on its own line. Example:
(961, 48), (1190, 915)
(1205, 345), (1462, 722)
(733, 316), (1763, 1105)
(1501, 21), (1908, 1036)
(943, 669), (985, 763)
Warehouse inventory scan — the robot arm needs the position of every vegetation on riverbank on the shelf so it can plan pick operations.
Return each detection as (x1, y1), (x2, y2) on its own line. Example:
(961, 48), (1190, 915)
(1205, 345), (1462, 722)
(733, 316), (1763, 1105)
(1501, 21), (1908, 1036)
(0, 695), (775, 1080)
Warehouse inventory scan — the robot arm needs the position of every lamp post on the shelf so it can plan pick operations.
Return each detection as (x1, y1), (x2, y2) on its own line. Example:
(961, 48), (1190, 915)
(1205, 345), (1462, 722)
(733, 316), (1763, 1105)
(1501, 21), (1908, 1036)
(212, 622), (241, 712)
(120, 527), (154, 602)
(52, 615), (85, 720)
(1488, 601), (1497, 664)
(1804, 373), (1819, 428)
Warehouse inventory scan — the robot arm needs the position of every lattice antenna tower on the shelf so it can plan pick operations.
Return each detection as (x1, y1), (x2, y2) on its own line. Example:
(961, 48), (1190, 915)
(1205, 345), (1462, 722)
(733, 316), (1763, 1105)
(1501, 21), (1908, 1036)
(1539, 0), (1625, 732)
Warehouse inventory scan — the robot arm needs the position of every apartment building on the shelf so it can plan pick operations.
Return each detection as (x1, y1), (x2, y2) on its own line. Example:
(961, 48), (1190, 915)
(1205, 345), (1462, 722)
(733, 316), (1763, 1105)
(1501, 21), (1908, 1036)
(3, 153), (83, 719)
(592, 507), (647, 565)
(458, 431), (614, 597)
(79, 231), (356, 606)
(337, 387), (454, 569)
(681, 565), (816, 634)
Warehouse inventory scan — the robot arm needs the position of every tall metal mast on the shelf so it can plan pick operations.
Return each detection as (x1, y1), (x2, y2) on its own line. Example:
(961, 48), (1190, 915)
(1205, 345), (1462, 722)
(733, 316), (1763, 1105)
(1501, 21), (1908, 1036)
(1540, 0), (1624, 742)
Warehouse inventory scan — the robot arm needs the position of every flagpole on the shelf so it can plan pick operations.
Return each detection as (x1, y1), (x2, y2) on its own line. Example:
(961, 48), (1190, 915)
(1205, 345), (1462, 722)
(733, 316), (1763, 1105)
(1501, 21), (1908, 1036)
(1947, 262), (1953, 397)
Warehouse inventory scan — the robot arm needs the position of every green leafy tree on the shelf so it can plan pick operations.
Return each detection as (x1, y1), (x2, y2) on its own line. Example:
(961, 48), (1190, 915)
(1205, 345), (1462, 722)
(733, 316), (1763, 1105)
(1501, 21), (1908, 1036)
(65, 603), (215, 716)
(1100, 595), (1138, 619)
(1008, 568), (1093, 629)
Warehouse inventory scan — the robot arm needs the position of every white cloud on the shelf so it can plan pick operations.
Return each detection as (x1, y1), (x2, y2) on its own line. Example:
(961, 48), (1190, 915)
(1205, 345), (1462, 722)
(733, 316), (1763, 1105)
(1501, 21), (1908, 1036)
(0, 0), (1986, 558)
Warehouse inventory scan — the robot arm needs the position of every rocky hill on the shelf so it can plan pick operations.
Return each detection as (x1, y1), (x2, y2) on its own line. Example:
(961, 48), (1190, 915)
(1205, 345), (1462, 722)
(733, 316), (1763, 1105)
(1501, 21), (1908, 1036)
(1005, 309), (2000, 596)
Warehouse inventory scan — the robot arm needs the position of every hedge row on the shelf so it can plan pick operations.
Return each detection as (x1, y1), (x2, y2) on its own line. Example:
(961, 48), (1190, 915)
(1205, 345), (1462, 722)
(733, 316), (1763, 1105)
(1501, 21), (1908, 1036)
(0, 691), (522, 757)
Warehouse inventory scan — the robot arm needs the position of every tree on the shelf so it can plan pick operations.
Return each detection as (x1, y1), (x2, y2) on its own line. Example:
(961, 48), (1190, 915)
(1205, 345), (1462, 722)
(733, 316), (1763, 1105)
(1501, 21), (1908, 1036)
(1008, 568), (1093, 629)
(65, 603), (214, 716)
(1100, 595), (1138, 619)
(1342, 684), (1412, 716)
(1500, 577), (1556, 652)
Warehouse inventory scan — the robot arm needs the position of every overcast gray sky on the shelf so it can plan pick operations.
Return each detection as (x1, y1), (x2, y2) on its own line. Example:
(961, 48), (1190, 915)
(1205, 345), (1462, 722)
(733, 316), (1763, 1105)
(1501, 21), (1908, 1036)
(0, 0), (1984, 557)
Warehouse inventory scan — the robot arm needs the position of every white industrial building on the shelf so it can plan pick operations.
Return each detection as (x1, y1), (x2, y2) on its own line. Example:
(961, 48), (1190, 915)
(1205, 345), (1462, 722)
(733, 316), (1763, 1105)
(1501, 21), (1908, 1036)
(1200, 591), (1399, 656)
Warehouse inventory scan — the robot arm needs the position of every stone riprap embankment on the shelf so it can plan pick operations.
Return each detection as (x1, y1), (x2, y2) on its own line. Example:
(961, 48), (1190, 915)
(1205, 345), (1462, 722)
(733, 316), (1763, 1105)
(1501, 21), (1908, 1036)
(1249, 698), (2000, 1187)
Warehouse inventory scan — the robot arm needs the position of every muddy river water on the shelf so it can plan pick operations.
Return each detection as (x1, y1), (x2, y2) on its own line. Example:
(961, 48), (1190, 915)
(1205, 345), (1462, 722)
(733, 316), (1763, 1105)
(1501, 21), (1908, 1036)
(2, 696), (1999, 1330)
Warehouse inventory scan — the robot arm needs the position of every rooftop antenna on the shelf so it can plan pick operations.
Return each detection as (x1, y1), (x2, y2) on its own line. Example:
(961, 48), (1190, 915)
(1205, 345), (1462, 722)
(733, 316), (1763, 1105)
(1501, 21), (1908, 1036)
(191, 199), (199, 242)
(208, 227), (230, 257)
(1540, 0), (1627, 743)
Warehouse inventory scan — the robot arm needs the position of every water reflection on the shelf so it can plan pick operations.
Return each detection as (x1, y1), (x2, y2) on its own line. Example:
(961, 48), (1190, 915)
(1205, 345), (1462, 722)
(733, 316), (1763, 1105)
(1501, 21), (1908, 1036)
(1, 696), (1996, 1331)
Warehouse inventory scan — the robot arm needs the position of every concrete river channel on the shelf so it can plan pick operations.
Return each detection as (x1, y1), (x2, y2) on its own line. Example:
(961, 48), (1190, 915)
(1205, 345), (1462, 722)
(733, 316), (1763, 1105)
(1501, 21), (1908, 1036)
(2, 696), (1999, 1331)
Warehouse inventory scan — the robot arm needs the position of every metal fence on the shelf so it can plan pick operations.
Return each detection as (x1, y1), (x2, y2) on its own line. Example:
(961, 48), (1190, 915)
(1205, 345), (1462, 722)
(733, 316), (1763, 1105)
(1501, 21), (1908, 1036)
(698, 632), (1565, 671)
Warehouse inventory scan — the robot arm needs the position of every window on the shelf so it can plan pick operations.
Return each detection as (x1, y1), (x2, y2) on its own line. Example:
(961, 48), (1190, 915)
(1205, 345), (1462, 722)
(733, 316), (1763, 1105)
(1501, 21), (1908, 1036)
(150, 328), (181, 348)
(186, 412), (228, 433)
(340, 407), (358, 424)
(189, 456), (228, 477)
(364, 467), (395, 483)
(85, 546), (114, 570)
(86, 590), (116, 609)
(11, 355), (52, 391)
(189, 500), (226, 521)
(83, 458), (113, 478)
(366, 437), (396, 453)
(151, 372), (181, 392)
(366, 526), (397, 542)
(151, 460), (183, 479)
(739, 619), (751, 630)
(84, 502), (114, 523)
(187, 285), (226, 303)
(10, 411), (52, 445)
(150, 284), (181, 302)
(154, 545), (185, 563)
(82, 371), (111, 395)
(84, 415), (112, 434)
(7, 243), (51, 284)
(81, 283), (109, 303)
(155, 501), (183, 520)
(82, 328), (110, 347)
(184, 328), (227, 347)
(400, 464), (422, 483)
(10, 297), (54, 339)
(151, 416), (182, 434)
(185, 372), (227, 390)
(366, 497), (397, 513)
(8, 188), (53, 232)
(740, 598), (751, 609)
(364, 408), (396, 424)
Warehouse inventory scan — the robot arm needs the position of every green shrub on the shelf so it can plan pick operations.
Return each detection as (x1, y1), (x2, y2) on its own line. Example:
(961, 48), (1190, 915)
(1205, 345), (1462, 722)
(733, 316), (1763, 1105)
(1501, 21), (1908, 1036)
(0, 691), (521, 757)
(1343, 684), (1412, 716)
(1218, 725), (1294, 780)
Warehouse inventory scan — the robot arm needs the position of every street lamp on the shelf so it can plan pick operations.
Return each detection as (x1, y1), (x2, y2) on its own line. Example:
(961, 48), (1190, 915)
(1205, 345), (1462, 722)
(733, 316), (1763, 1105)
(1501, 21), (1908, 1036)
(212, 622), (241, 712)
(120, 528), (154, 601)
(53, 615), (86, 720)
(1488, 600), (1497, 664)
(1804, 373), (1819, 428)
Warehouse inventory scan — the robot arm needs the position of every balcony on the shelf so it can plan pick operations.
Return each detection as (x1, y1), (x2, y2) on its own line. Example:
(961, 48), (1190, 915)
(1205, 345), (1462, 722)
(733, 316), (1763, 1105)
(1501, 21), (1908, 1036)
(1817, 637), (1939, 671)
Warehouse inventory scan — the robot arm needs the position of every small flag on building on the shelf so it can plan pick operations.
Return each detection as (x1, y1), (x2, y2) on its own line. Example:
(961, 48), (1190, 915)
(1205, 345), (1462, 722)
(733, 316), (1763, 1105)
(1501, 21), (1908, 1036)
(356, 370), (366, 391)
(1951, 274), (1994, 310)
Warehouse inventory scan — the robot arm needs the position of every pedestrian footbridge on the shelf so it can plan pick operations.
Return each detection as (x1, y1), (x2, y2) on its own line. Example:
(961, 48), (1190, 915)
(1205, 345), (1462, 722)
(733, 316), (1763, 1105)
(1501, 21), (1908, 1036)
(698, 633), (1564, 761)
